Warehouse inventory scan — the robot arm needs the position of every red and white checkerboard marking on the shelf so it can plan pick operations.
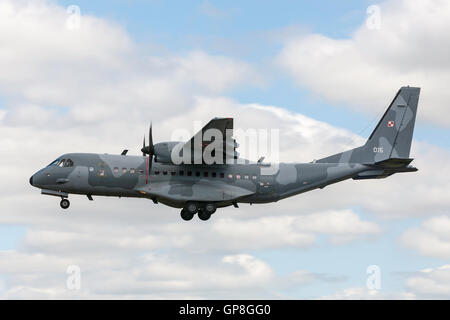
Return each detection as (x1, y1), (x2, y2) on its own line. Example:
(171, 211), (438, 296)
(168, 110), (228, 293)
(387, 121), (394, 127)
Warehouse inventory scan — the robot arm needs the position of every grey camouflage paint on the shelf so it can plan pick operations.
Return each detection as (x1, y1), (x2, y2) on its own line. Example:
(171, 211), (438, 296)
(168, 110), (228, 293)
(30, 87), (420, 211)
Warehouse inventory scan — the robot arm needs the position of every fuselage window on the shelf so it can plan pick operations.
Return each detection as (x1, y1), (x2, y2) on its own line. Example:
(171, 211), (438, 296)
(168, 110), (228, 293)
(179, 170), (184, 176)
(252, 175), (257, 180)
(154, 170), (160, 175)
(220, 173), (225, 178)
(113, 167), (119, 173)
(212, 172), (217, 178)
(187, 171), (192, 176)
(139, 169), (144, 174)
(163, 171), (168, 175)
(122, 168), (127, 173)
(196, 172), (200, 177)
(171, 171), (176, 176)
(130, 168), (135, 174)
(89, 167), (94, 172)
(99, 169), (105, 176)
(228, 174), (233, 179)
(244, 175), (249, 180)
(236, 174), (241, 179)
(204, 172), (208, 177)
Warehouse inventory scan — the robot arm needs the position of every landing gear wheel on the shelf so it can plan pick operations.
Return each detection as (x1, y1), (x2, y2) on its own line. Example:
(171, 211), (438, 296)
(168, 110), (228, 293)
(60, 199), (70, 209)
(185, 202), (199, 215)
(204, 203), (216, 215)
(180, 209), (194, 221)
(198, 209), (211, 221)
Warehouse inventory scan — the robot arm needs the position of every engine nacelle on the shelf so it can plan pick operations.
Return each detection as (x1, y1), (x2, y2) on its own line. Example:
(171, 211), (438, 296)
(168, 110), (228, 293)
(153, 141), (183, 164)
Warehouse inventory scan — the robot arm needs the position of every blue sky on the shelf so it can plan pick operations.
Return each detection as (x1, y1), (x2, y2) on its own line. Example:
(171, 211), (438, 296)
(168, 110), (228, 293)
(1, 0), (449, 299)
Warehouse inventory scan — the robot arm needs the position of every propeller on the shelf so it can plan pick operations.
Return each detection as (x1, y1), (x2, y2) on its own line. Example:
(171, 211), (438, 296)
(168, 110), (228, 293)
(141, 123), (155, 184)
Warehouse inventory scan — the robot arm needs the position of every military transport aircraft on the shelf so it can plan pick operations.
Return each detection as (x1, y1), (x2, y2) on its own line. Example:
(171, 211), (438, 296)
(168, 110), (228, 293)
(29, 86), (420, 221)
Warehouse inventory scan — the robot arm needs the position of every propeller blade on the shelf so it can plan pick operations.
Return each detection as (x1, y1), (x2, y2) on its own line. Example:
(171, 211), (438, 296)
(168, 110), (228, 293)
(142, 135), (146, 156)
(140, 123), (154, 156)
(147, 124), (154, 184)
(149, 123), (154, 155)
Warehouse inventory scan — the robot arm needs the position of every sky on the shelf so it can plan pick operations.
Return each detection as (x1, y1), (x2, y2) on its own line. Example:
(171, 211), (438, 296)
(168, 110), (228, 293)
(0, 0), (449, 299)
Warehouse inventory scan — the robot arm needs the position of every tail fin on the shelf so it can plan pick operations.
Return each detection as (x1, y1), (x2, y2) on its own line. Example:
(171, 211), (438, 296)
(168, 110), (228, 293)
(318, 86), (420, 164)
(361, 86), (420, 163)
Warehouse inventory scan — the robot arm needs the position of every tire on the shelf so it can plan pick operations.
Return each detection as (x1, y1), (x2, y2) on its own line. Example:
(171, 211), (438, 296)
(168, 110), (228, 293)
(198, 210), (211, 221)
(204, 203), (216, 215)
(60, 199), (70, 209)
(180, 209), (194, 221)
(185, 202), (199, 214)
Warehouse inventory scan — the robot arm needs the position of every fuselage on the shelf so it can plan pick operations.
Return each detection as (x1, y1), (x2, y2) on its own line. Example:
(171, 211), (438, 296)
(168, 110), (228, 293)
(30, 153), (368, 209)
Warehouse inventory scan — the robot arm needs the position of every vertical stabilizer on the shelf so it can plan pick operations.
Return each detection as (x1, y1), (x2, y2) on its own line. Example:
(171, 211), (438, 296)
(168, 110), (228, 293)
(318, 86), (420, 164)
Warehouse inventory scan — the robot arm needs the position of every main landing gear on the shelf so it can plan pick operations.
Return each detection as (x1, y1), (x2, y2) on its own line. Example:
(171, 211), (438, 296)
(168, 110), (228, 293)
(180, 202), (216, 221)
(60, 198), (70, 209)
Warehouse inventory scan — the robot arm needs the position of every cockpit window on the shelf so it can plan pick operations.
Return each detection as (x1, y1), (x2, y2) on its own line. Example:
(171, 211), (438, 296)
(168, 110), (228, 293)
(64, 159), (74, 167)
(46, 158), (74, 167)
(58, 159), (66, 167)
(47, 159), (60, 167)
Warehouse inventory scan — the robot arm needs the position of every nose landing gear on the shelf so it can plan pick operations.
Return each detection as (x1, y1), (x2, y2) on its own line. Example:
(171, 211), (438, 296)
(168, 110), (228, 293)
(60, 198), (70, 209)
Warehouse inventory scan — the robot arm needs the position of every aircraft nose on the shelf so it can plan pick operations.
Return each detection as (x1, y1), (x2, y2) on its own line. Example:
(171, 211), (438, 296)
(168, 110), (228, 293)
(29, 175), (34, 186)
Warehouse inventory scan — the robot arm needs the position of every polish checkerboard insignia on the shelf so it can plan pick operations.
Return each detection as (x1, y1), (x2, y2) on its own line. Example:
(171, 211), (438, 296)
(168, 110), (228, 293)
(387, 121), (394, 127)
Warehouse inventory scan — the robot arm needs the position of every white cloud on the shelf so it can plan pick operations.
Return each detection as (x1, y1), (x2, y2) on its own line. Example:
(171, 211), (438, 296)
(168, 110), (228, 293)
(400, 215), (450, 259)
(277, 0), (450, 127)
(212, 210), (380, 249)
(0, 249), (315, 299)
(0, 0), (261, 126)
(406, 265), (450, 298)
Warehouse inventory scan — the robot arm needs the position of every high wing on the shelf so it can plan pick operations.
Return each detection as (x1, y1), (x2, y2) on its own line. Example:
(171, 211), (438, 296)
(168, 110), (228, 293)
(137, 180), (255, 202)
(180, 117), (238, 164)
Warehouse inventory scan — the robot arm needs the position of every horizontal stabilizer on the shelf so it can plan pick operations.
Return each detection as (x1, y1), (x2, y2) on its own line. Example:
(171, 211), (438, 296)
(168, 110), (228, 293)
(353, 158), (418, 180)
(366, 158), (414, 168)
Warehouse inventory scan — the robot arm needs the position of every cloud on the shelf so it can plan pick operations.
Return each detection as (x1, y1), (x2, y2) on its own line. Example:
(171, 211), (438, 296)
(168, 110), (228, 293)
(0, 251), (274, 298)
(0, 249), (325, 299)
(0, 0), (261, 126)
(212, 210), (380, 249)
(400, 215), (450, 259)
(406, 265), (450, 298)
(277, 0), (450, 127)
